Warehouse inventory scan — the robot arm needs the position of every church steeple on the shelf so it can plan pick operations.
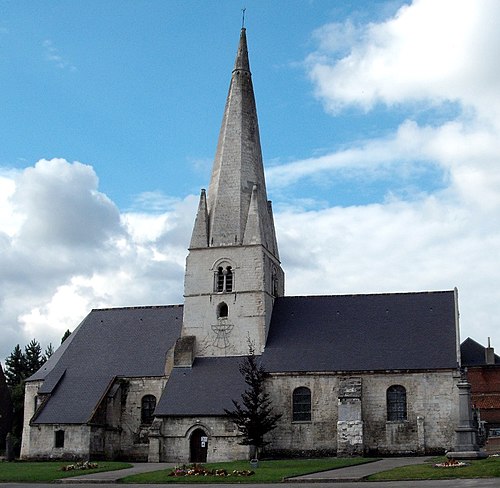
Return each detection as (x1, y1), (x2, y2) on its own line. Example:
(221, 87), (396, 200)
(198, 28), (278, 256)
(183, 29), (284, 357)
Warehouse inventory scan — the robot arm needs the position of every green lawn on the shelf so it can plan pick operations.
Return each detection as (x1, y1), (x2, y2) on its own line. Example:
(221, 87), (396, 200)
(0, 461), (131, 482)
(367, 456), (500, 481)
(121, 457), (376, 483)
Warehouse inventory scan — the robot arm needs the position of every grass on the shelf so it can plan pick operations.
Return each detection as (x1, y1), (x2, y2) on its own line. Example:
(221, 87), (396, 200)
(121, 457), (376, 483)
(367, 456), (500, 481)
(0, 461), (131, 482)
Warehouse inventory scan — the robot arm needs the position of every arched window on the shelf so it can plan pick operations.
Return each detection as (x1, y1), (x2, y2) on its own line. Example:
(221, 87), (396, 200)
(215, 266), (233, 292)
(141, 395), (157, 424)
(292, 387), (311, 422)
(387, 385), (407, 421)
(217, 302), (228, 318)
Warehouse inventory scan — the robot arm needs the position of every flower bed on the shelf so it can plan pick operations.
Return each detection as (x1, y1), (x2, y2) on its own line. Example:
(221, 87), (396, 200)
(60, 461), (99, 472)
(169, 464), (254, 477)
(434, 459), (467, 468)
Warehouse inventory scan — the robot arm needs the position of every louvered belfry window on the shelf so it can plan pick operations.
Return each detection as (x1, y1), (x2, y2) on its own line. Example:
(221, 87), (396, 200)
(215, 266), (233, 292)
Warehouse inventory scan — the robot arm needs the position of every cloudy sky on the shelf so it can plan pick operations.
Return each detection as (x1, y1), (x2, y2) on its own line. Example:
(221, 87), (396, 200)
(1, 0), (499, 362)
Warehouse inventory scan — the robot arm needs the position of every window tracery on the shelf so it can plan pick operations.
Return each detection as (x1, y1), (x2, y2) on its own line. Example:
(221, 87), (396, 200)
(387, 385), (407, 421)
(292, 386), (312, 422)
(215, 265), (233, 292)
(141, 395), (157, 424)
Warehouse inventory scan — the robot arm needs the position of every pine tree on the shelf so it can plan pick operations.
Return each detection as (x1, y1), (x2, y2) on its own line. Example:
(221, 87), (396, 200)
(43, 343), (54, 361)
(61, 329), (71, 344)
(4, 344), (29, 453)
(24, 339), (45, 378)
(4, 345), (26, 388)
(0, 362), (13, 451)
(224, 345), (282, 458)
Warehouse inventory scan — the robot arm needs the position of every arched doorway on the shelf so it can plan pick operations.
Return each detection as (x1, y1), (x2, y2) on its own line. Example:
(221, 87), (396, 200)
(190, 428), (208, 463)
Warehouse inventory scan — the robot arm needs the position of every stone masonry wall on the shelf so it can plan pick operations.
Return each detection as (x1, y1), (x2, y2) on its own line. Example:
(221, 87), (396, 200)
(264, 370), (459, 457)
(23, 423), (91, 460)
(158, 416), (249, 462)
(265, 374), (339, 457)
(183, 246), (273, 356)
(20, 381), (42, 459)
(110, 376), (167, 461)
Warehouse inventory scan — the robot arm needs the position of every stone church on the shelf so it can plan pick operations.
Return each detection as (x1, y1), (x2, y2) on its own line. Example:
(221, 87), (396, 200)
(21, 28), (461, 462)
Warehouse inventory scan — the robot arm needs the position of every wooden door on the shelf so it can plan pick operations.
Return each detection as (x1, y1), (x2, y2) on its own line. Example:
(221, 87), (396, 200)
(190, 428), (208, 463)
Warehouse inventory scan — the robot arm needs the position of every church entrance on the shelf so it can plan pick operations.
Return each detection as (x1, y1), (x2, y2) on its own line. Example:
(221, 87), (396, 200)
(189, 428), (208, 463)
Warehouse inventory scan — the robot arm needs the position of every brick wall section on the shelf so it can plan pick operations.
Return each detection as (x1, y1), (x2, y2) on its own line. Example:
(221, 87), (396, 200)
(468, 366), (500, 425)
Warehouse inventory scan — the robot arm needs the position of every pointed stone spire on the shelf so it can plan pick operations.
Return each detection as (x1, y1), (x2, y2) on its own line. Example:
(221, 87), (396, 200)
(182, 28), (285, 358)
(234, 27), (250, 72)
(243, 184), (265, 246)
(205, 28), (278, 257)
(189, 189), (209, 249)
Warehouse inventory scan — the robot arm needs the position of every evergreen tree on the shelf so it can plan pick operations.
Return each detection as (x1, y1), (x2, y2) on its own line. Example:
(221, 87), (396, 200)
(4, 344), (29, 454)
(224, 345), (282, 458)
(4, 345), (26, 388)
(43, 343), (54, 361)
(4, 340), (48, 455)
(24, 339), (45, 378)
(0, 362), (13, 452)
(61, 329), (71, 344)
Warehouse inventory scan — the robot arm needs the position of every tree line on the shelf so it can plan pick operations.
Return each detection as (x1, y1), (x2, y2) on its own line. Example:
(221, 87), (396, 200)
(0, 330), (71, 455)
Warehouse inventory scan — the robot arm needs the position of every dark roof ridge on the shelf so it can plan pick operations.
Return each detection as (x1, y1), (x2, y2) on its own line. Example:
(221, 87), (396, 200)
(90, 304), (183, 312)
(281, 289), (455, 299)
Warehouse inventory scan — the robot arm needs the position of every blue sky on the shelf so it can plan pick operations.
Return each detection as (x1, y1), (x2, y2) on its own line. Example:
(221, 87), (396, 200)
(1, 0), (414, 209)
(2, 0), (500, 361)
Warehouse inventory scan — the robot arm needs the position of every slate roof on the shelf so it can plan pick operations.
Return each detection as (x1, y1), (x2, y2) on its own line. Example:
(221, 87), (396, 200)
(157, 290), (459, 417)
(262, 291), (459, 372)
(155, 356), (246, 416)
(461, 337), (500, 366)
(30, 305), (183, 424)
(31, 291), (459, 422)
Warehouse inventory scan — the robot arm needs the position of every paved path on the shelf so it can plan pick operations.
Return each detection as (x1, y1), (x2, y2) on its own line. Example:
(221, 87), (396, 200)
(57, 463), (175, 483)
(57, 457), (433, 483)
(288, 456), (433, 482)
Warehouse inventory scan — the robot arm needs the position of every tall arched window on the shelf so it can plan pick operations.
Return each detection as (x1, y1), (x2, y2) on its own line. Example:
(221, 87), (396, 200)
(215, 266), (233, 292)
(292, 387), (311, 422)
(141, 395), (157, 424)
(387, 385), (407, 421)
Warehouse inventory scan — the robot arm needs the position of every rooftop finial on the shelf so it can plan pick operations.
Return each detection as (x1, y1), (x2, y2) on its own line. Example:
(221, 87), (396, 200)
(241, 7), (246, 29)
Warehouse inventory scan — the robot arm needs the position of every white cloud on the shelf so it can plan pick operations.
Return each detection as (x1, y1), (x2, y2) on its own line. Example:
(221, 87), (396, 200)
(2, 0), (500, 364)
(308, 0), (500, 118)
(1, 159), (192, 361)
(268, 0), (500, 347)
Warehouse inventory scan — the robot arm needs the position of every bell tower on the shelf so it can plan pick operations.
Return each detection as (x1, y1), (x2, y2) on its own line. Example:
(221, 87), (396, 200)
(181, 28), (284, 357)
